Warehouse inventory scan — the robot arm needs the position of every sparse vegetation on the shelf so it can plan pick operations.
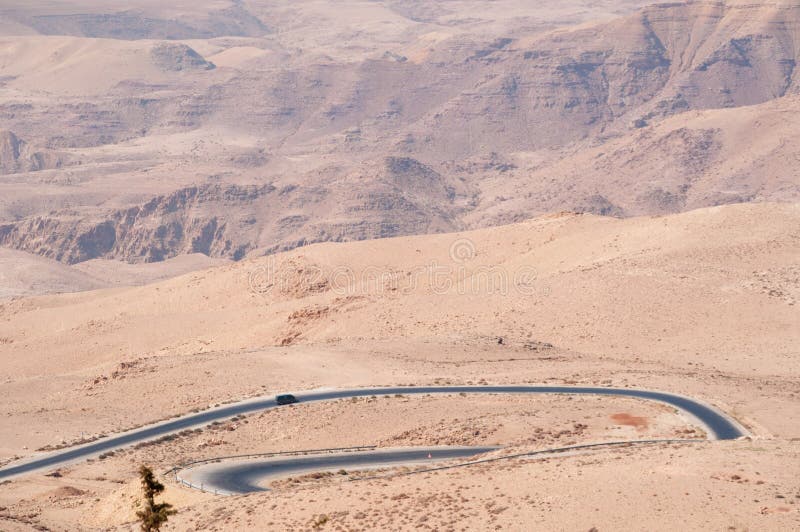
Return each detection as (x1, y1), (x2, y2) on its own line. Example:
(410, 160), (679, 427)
(311, 513), (329, 529)
(0, 2), (799, 531)
(135, 465), (176, 532)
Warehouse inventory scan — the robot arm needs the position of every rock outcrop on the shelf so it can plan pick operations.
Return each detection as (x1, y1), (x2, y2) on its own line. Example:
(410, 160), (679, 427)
(0, 184), (273, 263)
(0, 130), (21, 174)
(150, 43), (215, 71)
(0, 130), (65, 175)
(0, 1), (799, 266)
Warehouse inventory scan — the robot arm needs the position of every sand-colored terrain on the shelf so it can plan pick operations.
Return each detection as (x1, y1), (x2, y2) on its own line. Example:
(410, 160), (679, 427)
(0, 249), (229, 299)
(1, 0), (799, 529)
(2, 0), (800, 271)
(0, 202), (798, 529)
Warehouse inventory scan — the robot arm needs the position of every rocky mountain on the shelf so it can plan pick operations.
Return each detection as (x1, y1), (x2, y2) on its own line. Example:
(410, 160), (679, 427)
(0, 0), (797, 267)
(0, 158), (473, 263)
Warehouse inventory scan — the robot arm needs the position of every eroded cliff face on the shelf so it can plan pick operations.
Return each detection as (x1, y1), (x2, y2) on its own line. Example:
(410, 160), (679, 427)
(0, 1), (798, 266)
(412, 1), (800, 159)
(0, 157), (474, 264)
(0, 184), (272, 263)
(0, 130), (21, 174)
(0, 130), (66, 175)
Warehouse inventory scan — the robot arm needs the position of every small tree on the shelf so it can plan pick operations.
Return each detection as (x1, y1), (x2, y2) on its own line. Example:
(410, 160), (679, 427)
(136, 465), (176, 531)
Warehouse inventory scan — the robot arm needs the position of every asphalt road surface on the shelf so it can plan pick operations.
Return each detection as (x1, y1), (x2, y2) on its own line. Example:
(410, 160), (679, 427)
(0, 386), (746, 480)
(178, 446), (500, 495)
(177, 439), (707, 496)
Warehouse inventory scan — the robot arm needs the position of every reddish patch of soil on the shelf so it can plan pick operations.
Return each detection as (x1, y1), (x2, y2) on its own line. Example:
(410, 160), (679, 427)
(610, 412), (649, 430)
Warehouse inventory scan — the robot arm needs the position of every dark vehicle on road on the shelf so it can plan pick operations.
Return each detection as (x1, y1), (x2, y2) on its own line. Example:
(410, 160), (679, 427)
(276, 394), (298, 405)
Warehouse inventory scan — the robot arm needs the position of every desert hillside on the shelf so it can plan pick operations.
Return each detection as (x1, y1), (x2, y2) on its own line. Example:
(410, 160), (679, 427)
(1, 2), (799, 530)
(0, 0), (798, 274)
(1, 202), (797, 451)
(0, 202), (798, 530)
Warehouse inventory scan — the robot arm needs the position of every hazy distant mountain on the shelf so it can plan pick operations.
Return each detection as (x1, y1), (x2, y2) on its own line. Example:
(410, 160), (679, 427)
(0, 0), (798, 266)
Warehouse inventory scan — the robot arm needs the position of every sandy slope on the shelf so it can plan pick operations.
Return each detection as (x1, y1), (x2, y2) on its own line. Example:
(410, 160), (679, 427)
(71, 253), (230, 287)
(0, 202), (797, 529)
(0, 249), (229, 299)
(0, 203), (797, 441)
(0, 248), (105, 298)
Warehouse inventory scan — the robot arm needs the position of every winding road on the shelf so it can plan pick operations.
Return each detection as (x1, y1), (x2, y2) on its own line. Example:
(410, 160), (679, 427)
(0, 386), (747, 481)
(176, 439), (708, 496)
(178, 446), (501, 495)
